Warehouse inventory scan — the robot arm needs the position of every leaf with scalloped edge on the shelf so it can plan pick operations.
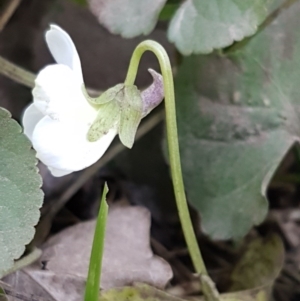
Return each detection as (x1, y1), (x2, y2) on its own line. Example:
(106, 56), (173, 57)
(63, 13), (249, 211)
(0, 107), (43, 277)
(88, 0), (167, 38)
(175, 1), (300, 239)
(168, 0), (269, 55)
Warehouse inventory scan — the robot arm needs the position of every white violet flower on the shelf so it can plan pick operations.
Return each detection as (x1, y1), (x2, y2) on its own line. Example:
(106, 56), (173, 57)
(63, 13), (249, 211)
(22, 25), (164, 177)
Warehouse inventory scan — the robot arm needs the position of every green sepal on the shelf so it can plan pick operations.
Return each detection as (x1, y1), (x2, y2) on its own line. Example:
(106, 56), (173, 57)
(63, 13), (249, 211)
(118, 85), (143, 148)
(89, 84), (124, 105)
(87, 100), (120, 142)
(87, 84), (143, 147)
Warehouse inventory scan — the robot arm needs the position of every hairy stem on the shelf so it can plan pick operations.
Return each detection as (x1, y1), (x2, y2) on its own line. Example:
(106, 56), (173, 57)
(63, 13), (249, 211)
(124, 40), (207, 276)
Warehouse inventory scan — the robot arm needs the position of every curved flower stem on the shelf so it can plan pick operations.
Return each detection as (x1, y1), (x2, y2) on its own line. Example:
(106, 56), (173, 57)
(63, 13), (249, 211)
(124, 40), (207, 276)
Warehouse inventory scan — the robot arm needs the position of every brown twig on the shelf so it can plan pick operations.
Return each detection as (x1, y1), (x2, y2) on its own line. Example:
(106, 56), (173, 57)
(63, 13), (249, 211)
(0, 0), (21, 32)
(151, 238), (195, 283)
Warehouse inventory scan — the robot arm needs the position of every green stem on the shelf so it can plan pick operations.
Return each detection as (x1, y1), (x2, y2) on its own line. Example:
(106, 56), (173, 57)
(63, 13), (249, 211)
(0, 55), (35, 88)
(1, 248), (42, 278)
(84, 184), (109, 301)
(0, 55), (102, 97)
(124, 40), (207, 276)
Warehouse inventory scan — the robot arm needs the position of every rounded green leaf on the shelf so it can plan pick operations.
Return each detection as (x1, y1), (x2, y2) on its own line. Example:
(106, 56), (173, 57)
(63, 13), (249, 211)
(88, 0), (167, 38)
(175, 2), (300, 239)
(168, 0), (269, 55)
(0, 108), (43, 277)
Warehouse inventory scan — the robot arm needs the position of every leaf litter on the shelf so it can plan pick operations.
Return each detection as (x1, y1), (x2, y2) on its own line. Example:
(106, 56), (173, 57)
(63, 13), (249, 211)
(3, 204), (172, 301)
(1, 206), (285, 301)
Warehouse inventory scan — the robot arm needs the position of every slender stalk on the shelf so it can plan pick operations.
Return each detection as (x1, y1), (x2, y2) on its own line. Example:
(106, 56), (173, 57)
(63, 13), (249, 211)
(0, 55), (35, 88)
(0, 55), (102, 97)
(0, 0), (21, 32)
(84, 184), (108, 301)
(124, 40), (207, 276)
(1, 248), (42, 278)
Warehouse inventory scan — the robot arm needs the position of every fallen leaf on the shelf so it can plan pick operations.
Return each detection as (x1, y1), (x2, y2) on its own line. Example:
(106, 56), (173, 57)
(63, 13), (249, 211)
(3, 205), (172, 301)
(98, 282), (271, 301)
(97, 235), (284, 301)
(99, 283), (186, 301)
(2, 234), (283, 301)
(229, 234), (284, 292)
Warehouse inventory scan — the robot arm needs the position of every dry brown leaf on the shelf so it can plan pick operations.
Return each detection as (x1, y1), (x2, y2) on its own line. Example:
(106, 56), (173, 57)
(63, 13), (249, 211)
(3, 205), (173, 301)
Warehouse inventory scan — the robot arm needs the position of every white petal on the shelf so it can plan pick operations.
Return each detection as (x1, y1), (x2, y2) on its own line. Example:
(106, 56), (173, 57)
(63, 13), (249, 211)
(48, 167), (73, 177)
(22, 103), (45, 141)
(32, 116), (117, 174)
(46, 24), (83, 82)
(33, 64), (97, 123)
